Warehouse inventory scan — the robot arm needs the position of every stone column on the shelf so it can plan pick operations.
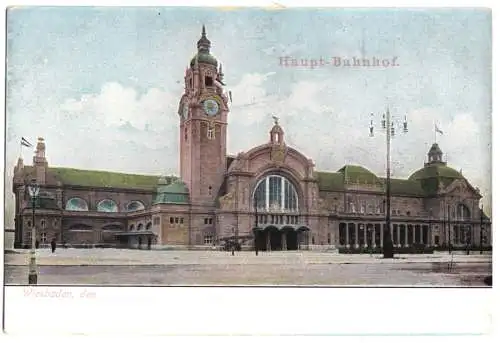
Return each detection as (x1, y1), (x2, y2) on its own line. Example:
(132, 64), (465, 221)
(380, 225), (384, 247)
(420, 226), (424, 244)
(404, 224), (408, 247)
(282, 231), (287, 251)
(396, 224), (401, 247)
(371, 226), (376, 247)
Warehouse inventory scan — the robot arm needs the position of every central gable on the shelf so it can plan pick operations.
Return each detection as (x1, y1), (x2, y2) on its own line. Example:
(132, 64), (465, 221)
(441, 178), (481, 198)
(229, 143), (312, 179)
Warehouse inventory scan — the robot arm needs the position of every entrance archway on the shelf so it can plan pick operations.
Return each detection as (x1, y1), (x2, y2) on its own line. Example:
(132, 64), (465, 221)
(297, 227), (310, 250)
(267, 226), (281, 250)
(282, 227), (298, 250)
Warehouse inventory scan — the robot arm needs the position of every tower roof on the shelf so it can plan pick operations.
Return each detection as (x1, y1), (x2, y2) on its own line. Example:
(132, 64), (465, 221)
(190, 25), (218, 67)
(428, 143), (443, 156)
(154, 179), (190, 205)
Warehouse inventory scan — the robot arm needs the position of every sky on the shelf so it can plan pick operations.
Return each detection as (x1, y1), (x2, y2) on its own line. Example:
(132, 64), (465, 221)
(4, 7), (492, 220)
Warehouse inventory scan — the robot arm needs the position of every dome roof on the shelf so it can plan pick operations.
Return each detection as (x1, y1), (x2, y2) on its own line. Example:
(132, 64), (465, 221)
(154, 179), (190, 205)
(190, 52), (218, 67)
(337, 165), (380, 184)
(409, 163), (462, 181)
(408, 163), (463, 195)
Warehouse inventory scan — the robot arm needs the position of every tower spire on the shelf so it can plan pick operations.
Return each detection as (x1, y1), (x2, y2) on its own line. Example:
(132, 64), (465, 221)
(197, 24), (211, 53)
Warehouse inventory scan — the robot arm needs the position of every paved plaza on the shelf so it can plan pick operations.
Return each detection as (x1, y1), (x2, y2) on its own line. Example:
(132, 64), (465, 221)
(5, 249), (492, 286)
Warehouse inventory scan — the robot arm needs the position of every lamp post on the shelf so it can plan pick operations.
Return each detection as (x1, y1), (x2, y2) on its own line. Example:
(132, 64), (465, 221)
(28, 179), (40, 285)
(370, 109), (408, 258)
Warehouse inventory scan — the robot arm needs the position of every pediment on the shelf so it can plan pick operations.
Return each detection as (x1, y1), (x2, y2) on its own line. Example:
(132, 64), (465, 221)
(441, 178), (480, 198)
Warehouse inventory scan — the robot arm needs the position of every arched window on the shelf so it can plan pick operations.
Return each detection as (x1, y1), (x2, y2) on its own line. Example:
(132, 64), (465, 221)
(137, 223), (144, 231)
(126, 201), (145, 212)
(129, 224), (135, 231)
(65, 198), (89, 211)
(97, 199), (118, 213)
(456, 204), (471, 220)
(146, 222), (152, 230)
(253, 174), (298, 212)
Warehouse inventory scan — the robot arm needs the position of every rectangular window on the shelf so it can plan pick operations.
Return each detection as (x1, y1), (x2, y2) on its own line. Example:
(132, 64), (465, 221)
(175, 217), (179, 224)
(207, 128), (215, 140)
(41, 232), (47, 243)
(204, 218), (208, 225)
(41, 220), (46, 228)
(280, 216), (283, 224)
(180, 218), (184, 224)
(327, 233), (331, 244)
(170, 217), (174, 224)
(204, 235), (214, 245)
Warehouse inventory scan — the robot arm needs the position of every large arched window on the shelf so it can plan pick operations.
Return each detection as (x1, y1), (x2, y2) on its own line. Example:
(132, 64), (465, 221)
(126, 201), (145, 212)
(97, 199), (118, 213)
(456, 204), (471, 220)
(253, 175), (298, 212)
(65, 198), (89, 211)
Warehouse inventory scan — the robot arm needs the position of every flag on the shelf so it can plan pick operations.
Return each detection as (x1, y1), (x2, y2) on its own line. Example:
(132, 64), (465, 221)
(21, 137), (33, 147)
(435, 124), (444, 135)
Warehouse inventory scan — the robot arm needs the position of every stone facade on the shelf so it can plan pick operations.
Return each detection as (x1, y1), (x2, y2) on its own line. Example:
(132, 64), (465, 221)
(12, 27), (492, 251)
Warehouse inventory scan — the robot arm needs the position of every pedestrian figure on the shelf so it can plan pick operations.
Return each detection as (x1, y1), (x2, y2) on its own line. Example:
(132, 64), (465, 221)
(231, 241), (235, 256)
(51, 239), (56, 253)
(35, 240), (40, 249)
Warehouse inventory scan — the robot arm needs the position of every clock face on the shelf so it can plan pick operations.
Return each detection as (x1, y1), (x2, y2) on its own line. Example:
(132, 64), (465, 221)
(203, 99), (219, 116)
(182, 104), (189, 119)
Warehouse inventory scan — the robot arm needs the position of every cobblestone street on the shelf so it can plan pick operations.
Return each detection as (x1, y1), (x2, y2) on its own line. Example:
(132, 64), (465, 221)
(5, 249), (492, 286)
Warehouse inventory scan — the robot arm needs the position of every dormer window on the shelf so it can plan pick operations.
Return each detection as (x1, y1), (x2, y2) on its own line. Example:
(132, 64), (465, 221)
(205, 76), (213, 86)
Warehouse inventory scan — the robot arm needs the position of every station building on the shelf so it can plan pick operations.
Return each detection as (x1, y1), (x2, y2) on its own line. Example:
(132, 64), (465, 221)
(12, 27), (492, 250)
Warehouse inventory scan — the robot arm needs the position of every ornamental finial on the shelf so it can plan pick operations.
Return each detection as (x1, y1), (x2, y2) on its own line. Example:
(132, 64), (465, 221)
(272, 115), (279, 125)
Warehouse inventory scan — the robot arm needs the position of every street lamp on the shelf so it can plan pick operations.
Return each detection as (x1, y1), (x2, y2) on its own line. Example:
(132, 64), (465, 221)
(28, 179), (40, 285)
(370, 109), (408, 258)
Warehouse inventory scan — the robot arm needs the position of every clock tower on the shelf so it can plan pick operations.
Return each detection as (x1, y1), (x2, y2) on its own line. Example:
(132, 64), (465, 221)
(178, 26), (229, 206)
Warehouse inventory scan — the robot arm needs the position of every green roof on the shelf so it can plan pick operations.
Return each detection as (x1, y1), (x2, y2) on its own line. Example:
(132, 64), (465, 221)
(380, 179), (426, 197)
(190, 52), (218, 67)
(409, 163), (462, 180)
(154, 180), (190, 205)
(314, 171), (344, 191)
(337, 165), (380, 184)
(408, 163), (463, 195)
(48, 167), (165, 190)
